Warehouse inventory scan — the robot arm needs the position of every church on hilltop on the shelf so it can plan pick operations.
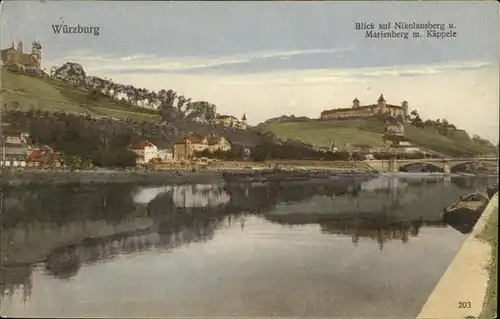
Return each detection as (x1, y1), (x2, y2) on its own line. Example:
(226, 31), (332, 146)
(0, 40), (42, 70)
(320, 94), (409, 122)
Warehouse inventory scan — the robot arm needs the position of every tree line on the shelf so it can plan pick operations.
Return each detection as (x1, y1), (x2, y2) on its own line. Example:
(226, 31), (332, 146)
(51, 62), (218, 123)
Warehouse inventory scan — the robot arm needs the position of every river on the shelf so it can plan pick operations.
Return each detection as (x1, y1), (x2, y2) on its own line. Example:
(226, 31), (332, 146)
(0, 175), (496, 318)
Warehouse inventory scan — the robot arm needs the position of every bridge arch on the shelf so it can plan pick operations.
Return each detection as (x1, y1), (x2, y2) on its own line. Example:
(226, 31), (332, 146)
(449, 161), (490, 173)
(398, 162), (445, 173)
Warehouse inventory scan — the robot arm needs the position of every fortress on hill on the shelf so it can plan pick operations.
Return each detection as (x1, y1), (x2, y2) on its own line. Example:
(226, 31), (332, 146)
(320, 94), (409, 122)
(0, 40), (42, 70)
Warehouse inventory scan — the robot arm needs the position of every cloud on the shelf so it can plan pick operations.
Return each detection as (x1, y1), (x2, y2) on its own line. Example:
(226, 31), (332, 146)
(49, 47), (356, 74)
(47, 48), (491, 84)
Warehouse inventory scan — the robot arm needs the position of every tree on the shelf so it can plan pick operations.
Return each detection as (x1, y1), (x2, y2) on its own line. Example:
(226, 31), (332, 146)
(42, 151), (54, 168)
(71, 156), (83, 170)
(212, 149), (228, 159)
(88, 88), (100, 102)
(226, 144), (245, 159)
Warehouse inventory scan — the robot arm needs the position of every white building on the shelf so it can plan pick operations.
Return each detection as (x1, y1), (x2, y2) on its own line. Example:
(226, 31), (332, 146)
(157, 149), (173, 161)
(389, 141), (421, 154)
(214, 114), (248, 130)
(207, 136), (231, 153)
(128, 140), (158, 164)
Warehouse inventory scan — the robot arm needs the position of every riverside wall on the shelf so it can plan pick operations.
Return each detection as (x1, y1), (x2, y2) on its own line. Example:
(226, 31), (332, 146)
(416, 193), (498, 319)
(0, 165), (375, 187)
(0, 170), (225, 187)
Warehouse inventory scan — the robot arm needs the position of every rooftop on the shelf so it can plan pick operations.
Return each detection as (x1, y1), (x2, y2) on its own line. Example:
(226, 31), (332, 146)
(175, 134), (207, 144)
(129, 140), (156, 149)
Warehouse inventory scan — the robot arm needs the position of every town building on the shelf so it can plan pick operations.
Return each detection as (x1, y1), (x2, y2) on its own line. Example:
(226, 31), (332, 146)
(214, 113), (248, 130)
(320, 94), (409, 122)
(173, 135), (199, 160)
(27, 146), (63, 168)
(1, 126), (30, 167)
(173, 133), (232, 160)
(384, 116), (405, 136)
(388, 141), (421, 154)
(350, 144), (377, 154)
(128, 140), (158, 165)
(208, 136), (231, 153)
(157, 149), (173, 161)
(1, 124), (64, 168)
(0, 40), (42, 70)
(173, 134), (208, 160)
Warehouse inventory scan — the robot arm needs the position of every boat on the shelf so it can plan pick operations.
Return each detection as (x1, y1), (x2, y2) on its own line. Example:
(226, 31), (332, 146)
(486, 184), (498, 199)
(444, 192), (489, 214)
(442, 192), (489, 233)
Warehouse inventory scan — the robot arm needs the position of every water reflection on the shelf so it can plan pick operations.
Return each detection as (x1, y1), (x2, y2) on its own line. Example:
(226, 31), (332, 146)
(0, 175), (496, 314)
(0, 265), (33, 303)
(320, 219), (446, 249)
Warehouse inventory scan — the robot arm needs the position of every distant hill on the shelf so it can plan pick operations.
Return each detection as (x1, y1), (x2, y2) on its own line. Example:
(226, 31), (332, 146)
(258, 117), (497, 157)
(263, 114), (311, 124)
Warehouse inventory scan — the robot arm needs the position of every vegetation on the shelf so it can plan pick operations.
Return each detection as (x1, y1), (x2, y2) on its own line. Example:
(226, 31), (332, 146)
(5, 111), (138, 168)
(259, 115), (497, 157)
(478, 199), (498, 319)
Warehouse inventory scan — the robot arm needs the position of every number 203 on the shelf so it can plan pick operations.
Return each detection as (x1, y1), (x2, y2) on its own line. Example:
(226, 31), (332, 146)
(458, 301), (471, 308)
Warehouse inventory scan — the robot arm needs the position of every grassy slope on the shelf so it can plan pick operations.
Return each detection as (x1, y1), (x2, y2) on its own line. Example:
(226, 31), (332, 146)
(1, 68), (161, 123)
(259, 119), (497, 156)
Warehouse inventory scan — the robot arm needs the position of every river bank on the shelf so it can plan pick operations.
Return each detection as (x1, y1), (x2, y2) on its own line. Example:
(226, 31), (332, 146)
(416, 193), (498, 319)
(0, 170), (225, 187)
(0, 165), (377, 187)
(479, 194), (498, 319)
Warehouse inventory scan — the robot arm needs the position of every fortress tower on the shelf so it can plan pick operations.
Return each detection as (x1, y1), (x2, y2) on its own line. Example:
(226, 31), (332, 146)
(352, 97), (360, 108)
(401, 100), (409, 119)
(378, 94), (387, 114)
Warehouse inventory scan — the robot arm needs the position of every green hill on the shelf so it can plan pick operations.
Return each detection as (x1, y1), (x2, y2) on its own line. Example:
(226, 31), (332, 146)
(258, 118), (497, 157)
(1, 67), (161, 123)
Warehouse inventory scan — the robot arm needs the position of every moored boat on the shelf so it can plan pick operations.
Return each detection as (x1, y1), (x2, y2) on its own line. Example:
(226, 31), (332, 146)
(486, 184), (498, 199)
(442, 192), (489, 233)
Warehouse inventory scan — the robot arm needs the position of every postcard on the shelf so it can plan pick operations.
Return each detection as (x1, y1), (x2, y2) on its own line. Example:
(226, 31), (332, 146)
(0, 1), (498, 318)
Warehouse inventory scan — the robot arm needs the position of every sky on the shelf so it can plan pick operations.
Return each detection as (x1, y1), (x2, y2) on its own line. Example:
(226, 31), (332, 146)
(1, 1), (499, 142)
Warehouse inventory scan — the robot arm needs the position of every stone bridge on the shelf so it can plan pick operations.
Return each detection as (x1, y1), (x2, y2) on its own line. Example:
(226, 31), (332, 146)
(366, 157), (499, 173)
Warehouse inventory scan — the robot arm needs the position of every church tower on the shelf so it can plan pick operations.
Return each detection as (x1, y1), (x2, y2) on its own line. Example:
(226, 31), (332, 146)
(377, 94), (387, 114)
(241, 113), (247, 129)
(352, 97), (360, 108)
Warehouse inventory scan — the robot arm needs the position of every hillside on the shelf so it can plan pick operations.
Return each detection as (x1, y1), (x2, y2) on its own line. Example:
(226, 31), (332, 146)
(1, 66), (161, 123)
(258, 118), (497, 157)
